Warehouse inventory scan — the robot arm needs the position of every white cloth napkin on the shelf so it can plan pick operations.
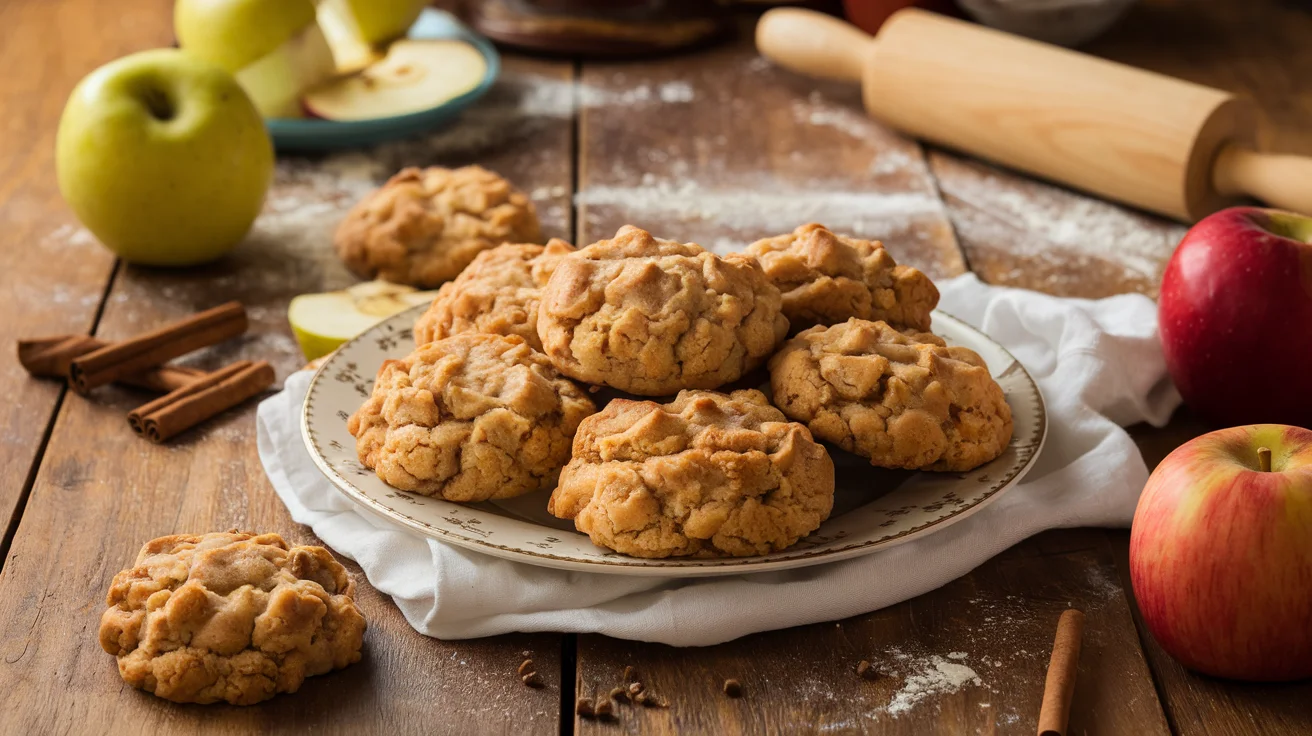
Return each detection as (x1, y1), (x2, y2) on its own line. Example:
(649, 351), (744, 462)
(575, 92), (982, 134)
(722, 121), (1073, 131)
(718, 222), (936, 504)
(257, 273), (1179, 646)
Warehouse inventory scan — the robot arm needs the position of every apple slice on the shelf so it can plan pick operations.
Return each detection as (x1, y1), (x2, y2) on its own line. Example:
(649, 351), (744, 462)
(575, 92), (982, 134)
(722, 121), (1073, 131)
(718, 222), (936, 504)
(235, 23), (336, 119)
(175, 0), (337, 119)
(315, 0), (385, 74)
(288, 280), (438, 360)
(301, 40), (486, 121)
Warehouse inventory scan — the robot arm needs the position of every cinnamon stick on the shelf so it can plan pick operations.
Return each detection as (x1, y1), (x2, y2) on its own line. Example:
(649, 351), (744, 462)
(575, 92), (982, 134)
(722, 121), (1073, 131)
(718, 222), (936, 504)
(1037, 609), (1085, 736)
(19, 334), (207, 392)
(68, 302), (247, 394)
(128, 360), (274, 443)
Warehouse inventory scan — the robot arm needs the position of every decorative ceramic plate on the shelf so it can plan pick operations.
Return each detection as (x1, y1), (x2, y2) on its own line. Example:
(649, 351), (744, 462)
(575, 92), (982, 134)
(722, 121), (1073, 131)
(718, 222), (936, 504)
(267, 9), (499, 151)
(302, 308), (1047, 577)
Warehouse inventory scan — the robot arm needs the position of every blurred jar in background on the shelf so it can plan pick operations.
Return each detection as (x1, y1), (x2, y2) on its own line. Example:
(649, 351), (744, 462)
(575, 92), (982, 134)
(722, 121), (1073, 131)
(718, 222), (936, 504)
(466, 0), (730, 56)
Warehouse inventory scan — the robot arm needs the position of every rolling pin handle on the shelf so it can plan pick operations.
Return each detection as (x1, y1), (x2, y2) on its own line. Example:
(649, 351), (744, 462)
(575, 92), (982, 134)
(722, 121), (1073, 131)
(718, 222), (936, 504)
(755, 8), (873, 84)
(1213, 146), (1312, 217)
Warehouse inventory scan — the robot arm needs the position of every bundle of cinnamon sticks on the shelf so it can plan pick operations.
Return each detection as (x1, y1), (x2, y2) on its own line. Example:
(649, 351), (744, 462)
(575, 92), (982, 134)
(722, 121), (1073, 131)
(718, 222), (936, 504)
(18, 302), (275, 443)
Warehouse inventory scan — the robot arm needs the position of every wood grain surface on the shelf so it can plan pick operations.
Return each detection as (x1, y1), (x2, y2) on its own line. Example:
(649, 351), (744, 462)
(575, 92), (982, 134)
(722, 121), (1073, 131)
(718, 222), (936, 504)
(575, 530), (1169, 735)
(576, 31), (966, 279)
(0, 0), (148, 563)
(1, 0), (1310, 733)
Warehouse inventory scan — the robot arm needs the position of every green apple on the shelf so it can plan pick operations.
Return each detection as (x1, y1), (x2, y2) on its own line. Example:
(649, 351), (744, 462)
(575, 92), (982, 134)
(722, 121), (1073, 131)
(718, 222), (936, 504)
(175, 0), (336, 118)
(56, 49), (273, 267)
(303, 40), (486, 121)
(289, 280), (439, 360)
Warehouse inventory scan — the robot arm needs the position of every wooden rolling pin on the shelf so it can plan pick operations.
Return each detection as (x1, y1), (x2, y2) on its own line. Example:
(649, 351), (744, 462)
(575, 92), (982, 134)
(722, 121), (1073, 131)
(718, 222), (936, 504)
(757, 8), (1312, 221)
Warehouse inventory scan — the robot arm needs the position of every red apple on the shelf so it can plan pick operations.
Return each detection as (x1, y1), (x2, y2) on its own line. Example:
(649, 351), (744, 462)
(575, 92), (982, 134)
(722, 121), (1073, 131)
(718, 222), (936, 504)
(1158, 206), (1312, 427)
(1130, 424), (1312, 681)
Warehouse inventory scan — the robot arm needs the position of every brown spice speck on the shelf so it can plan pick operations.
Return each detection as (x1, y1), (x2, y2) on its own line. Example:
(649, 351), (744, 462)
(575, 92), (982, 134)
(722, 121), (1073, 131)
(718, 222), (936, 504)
(856, 660), (878, 681)
(609, 686), (629, 703)
(522, 672), (544, 688)
(517, 659), (535, 676)
(723, 678), (742, 698)
(595, 699), (614, 719)
(623, 665), (637, 682)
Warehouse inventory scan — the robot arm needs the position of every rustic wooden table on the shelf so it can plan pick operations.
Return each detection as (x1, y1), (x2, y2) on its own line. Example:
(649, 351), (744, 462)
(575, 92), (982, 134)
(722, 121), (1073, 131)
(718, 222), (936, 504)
(1, 0), (1308, 733)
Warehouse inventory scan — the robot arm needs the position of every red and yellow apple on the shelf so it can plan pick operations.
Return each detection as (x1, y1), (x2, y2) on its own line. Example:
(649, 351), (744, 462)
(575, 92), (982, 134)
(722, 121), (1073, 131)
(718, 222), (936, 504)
(1158, 206), (1312, 427)
(1130, 424), (1312, 681)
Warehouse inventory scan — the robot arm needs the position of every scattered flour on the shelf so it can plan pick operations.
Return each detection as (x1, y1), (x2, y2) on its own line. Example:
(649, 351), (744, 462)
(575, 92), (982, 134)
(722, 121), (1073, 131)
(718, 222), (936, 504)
(886, 654), (983, 717)
(937, 157), (1186, 285)
(575, 176), (946, 252)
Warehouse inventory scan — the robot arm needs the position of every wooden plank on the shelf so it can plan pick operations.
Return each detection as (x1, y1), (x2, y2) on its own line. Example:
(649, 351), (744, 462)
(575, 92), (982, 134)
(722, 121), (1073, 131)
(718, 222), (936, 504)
(576, 22), (965, 279)
(0, 56), (574, 733)
(928, 152), (1187, 299)
(0, 0), (149, 553)
(574, 529), (1168, 735)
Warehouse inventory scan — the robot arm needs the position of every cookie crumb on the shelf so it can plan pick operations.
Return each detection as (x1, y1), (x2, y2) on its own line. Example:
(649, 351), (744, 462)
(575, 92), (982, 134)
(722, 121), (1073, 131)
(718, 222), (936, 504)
(633, 690), (648, 705)
(522, 672), (544, 688)
(623, 665), (637, 682)
(723, 679), (742, 697)
(628, 681), (644, 697)
(517, 658), (535, 676)
(595, 699), (614, 719)
(609, 686), (629, 703)
(576, 697), (595, 718)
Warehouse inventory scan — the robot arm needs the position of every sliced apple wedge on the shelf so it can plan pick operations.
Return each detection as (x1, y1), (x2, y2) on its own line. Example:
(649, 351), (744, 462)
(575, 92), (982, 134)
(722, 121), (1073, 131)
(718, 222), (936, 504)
(288, 280), (438, 360)
(175, 0), (337, 119)
(302, 40), (486, 121)
(235, 23), (337, 119)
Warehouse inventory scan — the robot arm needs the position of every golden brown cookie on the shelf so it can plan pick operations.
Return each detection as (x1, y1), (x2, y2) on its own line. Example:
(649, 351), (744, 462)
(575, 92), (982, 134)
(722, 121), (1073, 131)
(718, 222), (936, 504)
(536, 226), (788, 396)
(549, 389), (835, 558)
(348, 333), (595, 501)
(769, 319), (1012, 472)
(334, 166), (541, 288)
(746, 223), (938, 331)
(98, 531), (366, 706)
(413, 239), (574, 350)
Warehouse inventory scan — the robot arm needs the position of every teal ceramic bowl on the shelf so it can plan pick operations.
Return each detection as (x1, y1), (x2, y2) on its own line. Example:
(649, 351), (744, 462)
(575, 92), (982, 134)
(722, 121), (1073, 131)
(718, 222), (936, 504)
(267, 9), (500, 151)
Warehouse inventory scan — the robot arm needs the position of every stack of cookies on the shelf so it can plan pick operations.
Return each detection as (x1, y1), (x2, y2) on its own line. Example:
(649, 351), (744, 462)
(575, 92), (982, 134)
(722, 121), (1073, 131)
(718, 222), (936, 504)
(339, 168), (1014, 560)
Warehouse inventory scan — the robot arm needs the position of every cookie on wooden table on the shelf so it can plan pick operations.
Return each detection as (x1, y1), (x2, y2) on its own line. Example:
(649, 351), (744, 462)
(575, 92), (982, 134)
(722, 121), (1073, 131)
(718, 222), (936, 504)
(413, 238), (575, 350)
(769, 319), (1012, 472)
(550, 389), (835, 558)
(747, 223), (938, 331)
(335, 166), (541, 288)
(348, 334), (595, 501)
(537, 225), (788, 396)
(98, 531), (366, 706)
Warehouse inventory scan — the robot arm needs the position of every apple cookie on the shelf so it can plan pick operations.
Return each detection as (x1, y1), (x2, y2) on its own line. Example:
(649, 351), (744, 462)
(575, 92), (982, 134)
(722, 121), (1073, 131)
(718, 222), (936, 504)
(769, 319), (1012, 471)
(98, 531), (366, 706)
(348, 333), (596, 501)
(747, 223), (938, 331)
(537, 225), (788, 396)
(334, 166), (541, 288)
(413, 239), (575, 350)
(549, 389), (835, 558)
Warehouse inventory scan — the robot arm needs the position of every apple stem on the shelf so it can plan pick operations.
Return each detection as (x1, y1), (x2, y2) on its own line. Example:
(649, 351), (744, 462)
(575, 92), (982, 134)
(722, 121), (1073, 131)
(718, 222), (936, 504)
(1258, 447), (1272, 473)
